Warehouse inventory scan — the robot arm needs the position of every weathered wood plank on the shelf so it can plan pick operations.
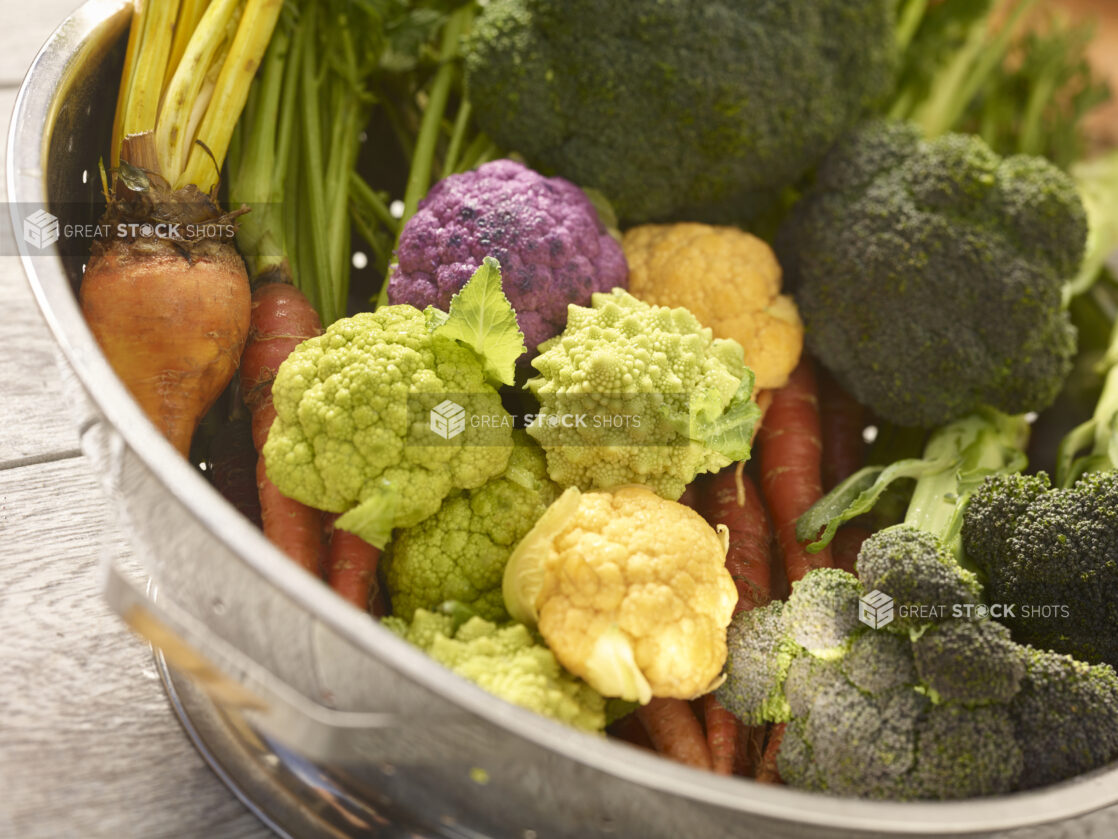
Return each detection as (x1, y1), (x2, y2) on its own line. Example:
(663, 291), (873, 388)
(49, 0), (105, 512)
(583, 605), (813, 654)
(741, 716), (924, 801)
(0, 456), (269, 838)
(0, 0), (87, 87)
(0, 84), (88, 466)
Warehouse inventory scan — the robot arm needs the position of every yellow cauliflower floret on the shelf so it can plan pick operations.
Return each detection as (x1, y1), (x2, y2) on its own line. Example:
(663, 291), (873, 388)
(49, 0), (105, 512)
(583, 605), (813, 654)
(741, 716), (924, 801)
(503, 485), (737, 703)
(623, 222), (803, 389)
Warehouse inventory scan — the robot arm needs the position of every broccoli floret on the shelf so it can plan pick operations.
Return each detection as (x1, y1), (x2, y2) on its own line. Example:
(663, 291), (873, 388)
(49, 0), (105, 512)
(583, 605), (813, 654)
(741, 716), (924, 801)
(908, 704), (1023, 799)
(785, 655), (849, 719)
(776, 719), (825, 793)
(912, 620), (1025, 704)
(777, 120), (1086, 428)
(784, 569), (864, 657)
(841, 630), (917, 695)
(964, 471), (1118, 667)
(715, 602), (796, 725)
(1011, 647), (1118, 790)
(795, 681), (926, 799)
(465, 0), (896, 224)
(855, 526), (982, 632)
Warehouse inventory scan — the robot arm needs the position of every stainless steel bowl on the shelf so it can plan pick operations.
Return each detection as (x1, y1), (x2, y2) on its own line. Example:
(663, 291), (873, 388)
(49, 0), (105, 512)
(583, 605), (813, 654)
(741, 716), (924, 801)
(10, 3), (1118, 837)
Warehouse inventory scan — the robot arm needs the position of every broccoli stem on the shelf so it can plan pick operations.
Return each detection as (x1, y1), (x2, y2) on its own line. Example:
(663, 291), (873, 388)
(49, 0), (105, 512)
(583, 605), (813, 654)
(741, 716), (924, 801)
(903, 411), (1030, 563)
(1058, 320), (1118, 485)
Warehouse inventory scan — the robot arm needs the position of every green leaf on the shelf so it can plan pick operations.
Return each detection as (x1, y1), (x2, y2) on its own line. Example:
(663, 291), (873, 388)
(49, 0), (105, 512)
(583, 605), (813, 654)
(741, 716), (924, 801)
(692, 369), (763, 462)
(795, 456), (955, 552)
(335, 482), (399, 549)
(432, 257), (526, 386)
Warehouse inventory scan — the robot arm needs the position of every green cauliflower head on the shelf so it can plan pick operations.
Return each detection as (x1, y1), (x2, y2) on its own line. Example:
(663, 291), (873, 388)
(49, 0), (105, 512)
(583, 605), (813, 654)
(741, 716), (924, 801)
(383, 608), (606, 733)
(263, 304), (513, 546)
(526, 289), (761, 499)
(385, 437), (560, 622)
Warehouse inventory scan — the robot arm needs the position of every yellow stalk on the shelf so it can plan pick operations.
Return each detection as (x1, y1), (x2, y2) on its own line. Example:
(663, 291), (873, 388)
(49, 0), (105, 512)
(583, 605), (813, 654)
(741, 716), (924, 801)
(164, 0), (211, 88)
(155, 0), (242, 184)
(178, 0), (283, 192)
(120, 0), (181, 163)
(110, 0), (147, 169)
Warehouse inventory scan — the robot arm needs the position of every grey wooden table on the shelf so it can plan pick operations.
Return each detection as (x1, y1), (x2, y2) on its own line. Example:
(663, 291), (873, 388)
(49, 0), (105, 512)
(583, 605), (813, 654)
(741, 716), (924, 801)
(0, 4), (269, 836)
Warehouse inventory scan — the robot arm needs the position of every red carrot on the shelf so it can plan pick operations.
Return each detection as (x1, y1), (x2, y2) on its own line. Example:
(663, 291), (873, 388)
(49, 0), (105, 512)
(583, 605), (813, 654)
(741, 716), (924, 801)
(755, 723), (786, 784)
(241, 282), (324, 450)
(322, 515), (382, 612)
(257, 458), (321, 575)
(636, 698), (714, 770)
(703, 695), (742, 776)
(831, 524), (872, 576)
(208, 416), (262, 528)
(701, 465), (774, 612)
(758, 357), (834, 583)
(819, 369), (867, 492)
(241, 282), (325, 572)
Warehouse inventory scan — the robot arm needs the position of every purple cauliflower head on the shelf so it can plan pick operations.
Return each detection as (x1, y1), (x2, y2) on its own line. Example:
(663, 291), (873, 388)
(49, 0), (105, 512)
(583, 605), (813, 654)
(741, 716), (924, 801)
(387, 159), (628, 355)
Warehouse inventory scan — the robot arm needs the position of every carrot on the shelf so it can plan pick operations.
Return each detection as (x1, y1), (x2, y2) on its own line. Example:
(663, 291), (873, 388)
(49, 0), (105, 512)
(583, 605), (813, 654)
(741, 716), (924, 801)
(257, 458), (320, 575)
(324, 519), (382, 612)
(701, 465), (774, 612)
(758, 357), (834, 583)
(637, 698), (713, 771)
(607, 713), (656, 752)
(703, 695), (742, 776)
(82, 0), (282, 458)
(755, 723), (786, 785)
(819, 369), (867, 492)
(208, 416), (261, 528)
(832, 524), (872, 576)
(240, 282), (324, 449)
(240, 282), (325, 570)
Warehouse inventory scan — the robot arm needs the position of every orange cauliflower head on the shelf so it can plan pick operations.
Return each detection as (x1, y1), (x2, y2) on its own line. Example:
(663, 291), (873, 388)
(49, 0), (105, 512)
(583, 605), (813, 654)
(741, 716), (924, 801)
(503, 485), (737, 703)
(623, 222), (803, 389)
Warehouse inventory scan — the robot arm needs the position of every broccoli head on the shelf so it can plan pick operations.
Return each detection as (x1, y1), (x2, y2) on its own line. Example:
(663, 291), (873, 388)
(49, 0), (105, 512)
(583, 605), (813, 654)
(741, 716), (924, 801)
(777, 120), (1087, 427)
(715, 602), (796, 725)
(465, 0), (896, 224)
(384, 436), (560, 621)
(855, 526), (982, 633)
(963, 471), (1118, 668)
(717, 566), (1118, 798)
(1011, 647), (1118, 791)
(912, 620), (1025, 704)
(784, 569), (864, 657)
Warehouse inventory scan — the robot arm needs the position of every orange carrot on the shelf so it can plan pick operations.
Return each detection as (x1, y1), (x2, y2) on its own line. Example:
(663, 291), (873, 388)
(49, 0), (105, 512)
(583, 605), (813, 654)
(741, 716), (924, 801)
(637, 698), (713, 770)
(701, 466), (774, 612)
(819, 369), (867, 492)
(607, 713), (656, 752)
(758, 357), (834, 583)
(755, 723), (786, 784)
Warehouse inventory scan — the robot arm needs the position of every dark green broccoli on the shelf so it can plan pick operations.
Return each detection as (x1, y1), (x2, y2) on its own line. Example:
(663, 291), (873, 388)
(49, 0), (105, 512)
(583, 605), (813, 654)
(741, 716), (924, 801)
(718, 408), (1118, 798)
(716, 602), (796, 725)
(912, 620), (1025, 704)
(1011, 647), (1118, 791)
(464, 0), (896, 224)
(962, 345), (1118, 668)
(776, 119), (1087, 428)
(783, 569), (864, 657)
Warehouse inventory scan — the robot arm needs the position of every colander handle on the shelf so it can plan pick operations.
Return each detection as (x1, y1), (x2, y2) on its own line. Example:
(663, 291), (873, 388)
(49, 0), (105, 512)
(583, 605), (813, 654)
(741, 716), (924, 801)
(100, 552), (405, 763)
